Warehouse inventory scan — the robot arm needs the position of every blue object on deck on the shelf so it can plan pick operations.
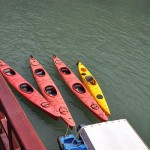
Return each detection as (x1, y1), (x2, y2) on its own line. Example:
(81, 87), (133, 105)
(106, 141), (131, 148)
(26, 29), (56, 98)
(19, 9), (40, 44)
(58, 134), (87, 150)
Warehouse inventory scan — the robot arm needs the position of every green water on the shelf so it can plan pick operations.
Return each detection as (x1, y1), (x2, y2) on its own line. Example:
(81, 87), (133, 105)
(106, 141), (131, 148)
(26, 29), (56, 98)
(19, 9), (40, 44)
(0, 0), (150, 149)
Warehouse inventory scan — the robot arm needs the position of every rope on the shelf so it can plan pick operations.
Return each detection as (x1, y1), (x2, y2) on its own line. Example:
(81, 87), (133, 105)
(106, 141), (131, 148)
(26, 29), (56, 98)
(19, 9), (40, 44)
(65, 120), (70, 136)
(68, 126), (84, 150)
(74, 125), (77, 135)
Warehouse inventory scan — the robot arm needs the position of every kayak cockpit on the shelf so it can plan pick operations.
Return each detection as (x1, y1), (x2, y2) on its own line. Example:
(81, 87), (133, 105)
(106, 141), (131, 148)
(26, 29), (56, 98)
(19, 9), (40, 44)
(20, 83), (34, 93)
(3, 68), (16, 76)
(96, 94), (103, 99)
(60, 67), (71, 75)
(45, 86), (57, 96)
(85, 76), (96, 85)
(35, 69), (45, 76)
(73, 83), (86, 94)
(81, 73), (86, 76)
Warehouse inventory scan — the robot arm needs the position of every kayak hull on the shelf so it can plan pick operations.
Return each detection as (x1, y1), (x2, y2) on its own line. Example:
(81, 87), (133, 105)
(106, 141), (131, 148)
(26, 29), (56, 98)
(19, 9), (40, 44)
(30, 55), (75, 128)
(77, 62), (111, 116)
(0, 60), (60, 119)
(53, 55), (108, 122)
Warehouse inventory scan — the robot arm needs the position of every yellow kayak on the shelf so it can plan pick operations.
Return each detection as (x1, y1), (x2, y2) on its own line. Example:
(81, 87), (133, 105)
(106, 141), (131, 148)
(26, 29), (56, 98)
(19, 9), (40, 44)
(77, 61), (111, 116)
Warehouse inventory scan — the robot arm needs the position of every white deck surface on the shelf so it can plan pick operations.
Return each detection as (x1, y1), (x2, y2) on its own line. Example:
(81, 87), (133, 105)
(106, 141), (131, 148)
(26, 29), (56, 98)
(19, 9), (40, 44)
(80, 119), (149, 150)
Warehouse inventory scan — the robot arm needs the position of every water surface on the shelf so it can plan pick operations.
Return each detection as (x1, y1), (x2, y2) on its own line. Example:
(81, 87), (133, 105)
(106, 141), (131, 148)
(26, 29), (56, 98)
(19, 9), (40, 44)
(0, 0), (150, 149)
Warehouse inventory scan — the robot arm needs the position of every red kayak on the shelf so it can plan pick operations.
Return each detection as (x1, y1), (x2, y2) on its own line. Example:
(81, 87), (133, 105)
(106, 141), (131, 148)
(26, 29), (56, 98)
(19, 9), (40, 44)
(30, 55), (75, 129)
(0, 60), (60, 119)
(53, 55), (108, 122)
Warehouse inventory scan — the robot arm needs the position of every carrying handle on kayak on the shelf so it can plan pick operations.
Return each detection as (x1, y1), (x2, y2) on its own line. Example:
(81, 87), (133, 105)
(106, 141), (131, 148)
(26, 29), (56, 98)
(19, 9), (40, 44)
(91, 103), (99, 110)
(40, 101), (50, 108)
(59, 107), (68, 115)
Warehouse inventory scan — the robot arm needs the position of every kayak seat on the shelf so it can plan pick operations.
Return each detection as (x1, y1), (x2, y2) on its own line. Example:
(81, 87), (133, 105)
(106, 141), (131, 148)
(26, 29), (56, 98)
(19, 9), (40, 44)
(73, 83), (85, 93)
(60, 67), (71, 75)
(20, 83), (34, 93)
(96, 94), (103, 99)
(85, 76), (96, 85)
(35, 69), (45, 76)
(45, 86), (57, 96)
(3, 68), (16, 76)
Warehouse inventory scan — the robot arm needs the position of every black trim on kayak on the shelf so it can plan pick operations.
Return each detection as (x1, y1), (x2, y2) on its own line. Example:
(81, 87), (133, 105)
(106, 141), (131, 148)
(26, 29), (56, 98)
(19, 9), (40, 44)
(60, 67), (71, 75)
(35, 69), (45, 76)
(20, 83), (34, 93)
(30, 55), (34, 59)
(3, 68), (16, 76)
(73, 83), (86, 94)
(45, 86), (57, 96)
(53, 54), (56, 58)
(76, 61), (79, 65)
